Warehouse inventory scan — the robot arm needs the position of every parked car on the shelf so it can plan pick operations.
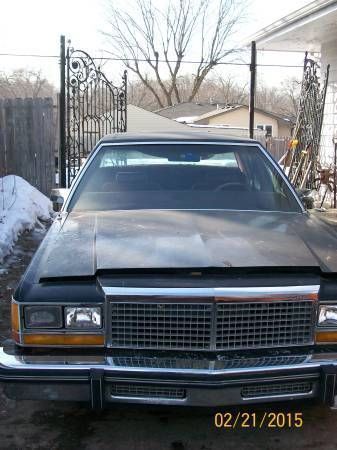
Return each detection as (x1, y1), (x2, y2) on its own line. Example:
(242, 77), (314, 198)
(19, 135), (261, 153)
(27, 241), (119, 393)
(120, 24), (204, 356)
(2, 131), (337, 409)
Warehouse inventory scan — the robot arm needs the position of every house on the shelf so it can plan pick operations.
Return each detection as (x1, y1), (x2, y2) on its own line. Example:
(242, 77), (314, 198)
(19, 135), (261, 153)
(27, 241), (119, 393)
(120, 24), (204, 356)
(128, 104), (265, 143)
(249, 0), (337, 164)
(126, 104), (190, 132)
(84, 104), (190, 148)
(156, 102), (292, 138)
(155, 102), (229, 123)
(191, 105), (292, 138)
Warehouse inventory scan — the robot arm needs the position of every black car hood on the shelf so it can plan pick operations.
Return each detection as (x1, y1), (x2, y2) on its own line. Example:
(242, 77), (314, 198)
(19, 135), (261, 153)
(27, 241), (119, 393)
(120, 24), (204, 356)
(28, 210), (337, 281)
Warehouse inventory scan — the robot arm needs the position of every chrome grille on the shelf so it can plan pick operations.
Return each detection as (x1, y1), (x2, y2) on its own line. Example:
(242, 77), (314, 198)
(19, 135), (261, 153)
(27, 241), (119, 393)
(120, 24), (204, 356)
(241, 382), (312, 398)
(111, 384), (186, 399)
(214, 354), (309, 369)
(216, 301), (314, 350)
(110, 300), (314, 350)
(110, 354), (308, 370)
(111, 303), (212, 350)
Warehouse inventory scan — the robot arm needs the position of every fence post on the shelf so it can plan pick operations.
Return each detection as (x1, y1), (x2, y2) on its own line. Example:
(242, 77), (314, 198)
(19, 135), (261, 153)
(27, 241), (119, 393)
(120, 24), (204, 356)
(249, 41), (256, 140)
(59, 35), (67, 188)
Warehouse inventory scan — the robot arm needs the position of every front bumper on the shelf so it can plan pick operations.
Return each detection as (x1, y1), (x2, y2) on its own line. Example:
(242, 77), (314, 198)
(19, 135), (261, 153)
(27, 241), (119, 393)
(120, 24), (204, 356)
(1, 346), (337, 409)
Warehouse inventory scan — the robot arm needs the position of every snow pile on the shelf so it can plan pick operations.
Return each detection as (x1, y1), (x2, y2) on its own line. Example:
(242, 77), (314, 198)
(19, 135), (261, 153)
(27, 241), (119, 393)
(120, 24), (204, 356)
(0, 175), (53, 263)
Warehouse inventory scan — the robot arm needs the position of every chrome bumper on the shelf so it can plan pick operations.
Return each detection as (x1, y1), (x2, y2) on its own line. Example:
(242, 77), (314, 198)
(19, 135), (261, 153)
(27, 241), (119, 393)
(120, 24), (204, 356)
(0, 348), (337, 409)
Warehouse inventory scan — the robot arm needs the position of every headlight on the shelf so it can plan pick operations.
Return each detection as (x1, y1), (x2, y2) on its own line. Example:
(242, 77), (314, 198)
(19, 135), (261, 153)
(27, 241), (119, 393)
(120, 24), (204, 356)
(65, 307), (102, 329)
(318, 305), (337, 327)
(24, 306), (62, 329)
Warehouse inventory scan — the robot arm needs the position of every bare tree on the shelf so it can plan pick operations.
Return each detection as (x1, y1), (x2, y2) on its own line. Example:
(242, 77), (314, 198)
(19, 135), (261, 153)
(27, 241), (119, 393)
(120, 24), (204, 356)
(173, 73), (248, 104)
(0, 69), (55, 99)
(279, 77), (301, 119)
(103, 0), (246, 108)
(127, 72), (300, 119)
(210, 73), (248, 104)
(128, 79), (159, 109)
(255, 78), (301, 120)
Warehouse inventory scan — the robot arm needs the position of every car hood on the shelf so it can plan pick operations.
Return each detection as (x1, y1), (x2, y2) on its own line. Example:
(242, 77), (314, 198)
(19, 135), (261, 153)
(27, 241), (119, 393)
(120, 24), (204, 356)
(29, 210), (337, 281)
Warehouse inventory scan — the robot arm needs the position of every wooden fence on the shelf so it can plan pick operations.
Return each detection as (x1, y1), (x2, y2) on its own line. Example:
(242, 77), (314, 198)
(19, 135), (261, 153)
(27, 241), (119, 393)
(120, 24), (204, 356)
(265, 137), (291, 163)
(0, 97), (56, 195)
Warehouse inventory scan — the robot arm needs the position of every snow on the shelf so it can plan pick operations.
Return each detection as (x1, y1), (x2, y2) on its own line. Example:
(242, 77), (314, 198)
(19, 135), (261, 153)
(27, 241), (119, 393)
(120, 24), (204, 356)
(0, 175), (53, 263)
(174, 116), (199, 123)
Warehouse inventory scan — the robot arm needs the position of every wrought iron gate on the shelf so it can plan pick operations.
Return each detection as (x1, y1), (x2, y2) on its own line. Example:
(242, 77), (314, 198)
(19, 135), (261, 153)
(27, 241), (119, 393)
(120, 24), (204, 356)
(59, 36), (127, 187)
(287, 53), (329, 190)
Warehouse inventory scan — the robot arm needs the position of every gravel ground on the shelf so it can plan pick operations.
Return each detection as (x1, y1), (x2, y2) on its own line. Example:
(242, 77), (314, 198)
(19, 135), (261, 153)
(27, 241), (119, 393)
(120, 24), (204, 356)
(0, 228), (337, 450)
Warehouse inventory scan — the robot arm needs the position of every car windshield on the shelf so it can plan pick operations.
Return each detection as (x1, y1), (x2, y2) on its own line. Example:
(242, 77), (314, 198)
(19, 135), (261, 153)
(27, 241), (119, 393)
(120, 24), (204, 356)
(67, 143), (301, 212)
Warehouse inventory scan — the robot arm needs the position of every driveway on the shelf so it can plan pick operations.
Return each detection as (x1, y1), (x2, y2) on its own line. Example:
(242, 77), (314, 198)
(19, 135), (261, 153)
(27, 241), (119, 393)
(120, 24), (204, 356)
(0, 229), (337, 450)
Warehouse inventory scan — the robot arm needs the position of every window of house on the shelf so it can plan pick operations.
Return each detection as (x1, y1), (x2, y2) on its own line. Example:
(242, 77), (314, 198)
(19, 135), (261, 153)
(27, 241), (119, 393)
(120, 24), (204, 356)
(256, 124), (273, 137)
(265, 125), (273, 136)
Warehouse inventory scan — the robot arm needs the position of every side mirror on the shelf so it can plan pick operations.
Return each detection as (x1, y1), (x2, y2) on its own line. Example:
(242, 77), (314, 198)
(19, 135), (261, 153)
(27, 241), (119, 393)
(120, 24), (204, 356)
(296, 188), (314, 210)
(50, 188), (69, 211)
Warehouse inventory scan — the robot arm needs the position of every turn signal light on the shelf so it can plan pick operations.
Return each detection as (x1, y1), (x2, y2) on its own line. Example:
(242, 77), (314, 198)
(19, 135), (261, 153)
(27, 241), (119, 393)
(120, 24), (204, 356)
(11, 302), (20, 343)
(11, 302), (19, 332)
(316, 330), (337, 343)
(22, 334), (104, 346)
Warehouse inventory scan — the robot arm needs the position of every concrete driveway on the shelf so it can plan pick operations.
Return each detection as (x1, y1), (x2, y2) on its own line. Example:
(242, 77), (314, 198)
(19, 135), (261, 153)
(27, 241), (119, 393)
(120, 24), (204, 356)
(0, 229), (336, 450)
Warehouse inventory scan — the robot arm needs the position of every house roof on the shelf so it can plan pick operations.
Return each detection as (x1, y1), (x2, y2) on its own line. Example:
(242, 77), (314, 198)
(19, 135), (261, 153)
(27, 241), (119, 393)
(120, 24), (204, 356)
(127, 104), (189, 132)
(248, 0), (337, 52)
(193, 104), (292, 125)
(155, 101), (229, 119)
(124, 105), (266, 140)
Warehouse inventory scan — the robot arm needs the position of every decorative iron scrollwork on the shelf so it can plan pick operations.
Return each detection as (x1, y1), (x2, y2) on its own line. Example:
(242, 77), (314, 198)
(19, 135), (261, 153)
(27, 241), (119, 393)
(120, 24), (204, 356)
(288, 53), (329, 190)
(65, 43), (127, 186)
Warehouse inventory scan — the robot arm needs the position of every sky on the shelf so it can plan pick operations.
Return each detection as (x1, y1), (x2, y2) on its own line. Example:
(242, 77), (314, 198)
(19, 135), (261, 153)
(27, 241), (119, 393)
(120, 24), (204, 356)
(0, 0), (311, 89)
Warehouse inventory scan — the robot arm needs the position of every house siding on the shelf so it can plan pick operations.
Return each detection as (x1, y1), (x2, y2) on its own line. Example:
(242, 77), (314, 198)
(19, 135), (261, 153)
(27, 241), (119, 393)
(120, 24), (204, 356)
(278, 123), (292, 137)
(194, 107), (291, 138)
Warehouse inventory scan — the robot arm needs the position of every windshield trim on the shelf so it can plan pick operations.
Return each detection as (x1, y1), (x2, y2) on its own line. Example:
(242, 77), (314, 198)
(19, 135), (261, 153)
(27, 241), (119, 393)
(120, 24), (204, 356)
(68, 208), (303, 215)
(63, 141), (304, 213)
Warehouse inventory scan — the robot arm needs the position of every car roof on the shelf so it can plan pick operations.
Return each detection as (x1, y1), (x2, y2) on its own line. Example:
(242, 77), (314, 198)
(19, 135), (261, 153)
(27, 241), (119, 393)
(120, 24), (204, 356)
(99, 131), (260, 145)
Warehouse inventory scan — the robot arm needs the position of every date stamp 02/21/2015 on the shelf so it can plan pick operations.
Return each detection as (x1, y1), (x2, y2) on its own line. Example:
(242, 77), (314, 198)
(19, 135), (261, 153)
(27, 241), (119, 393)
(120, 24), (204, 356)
(214, 412), (304, 429)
